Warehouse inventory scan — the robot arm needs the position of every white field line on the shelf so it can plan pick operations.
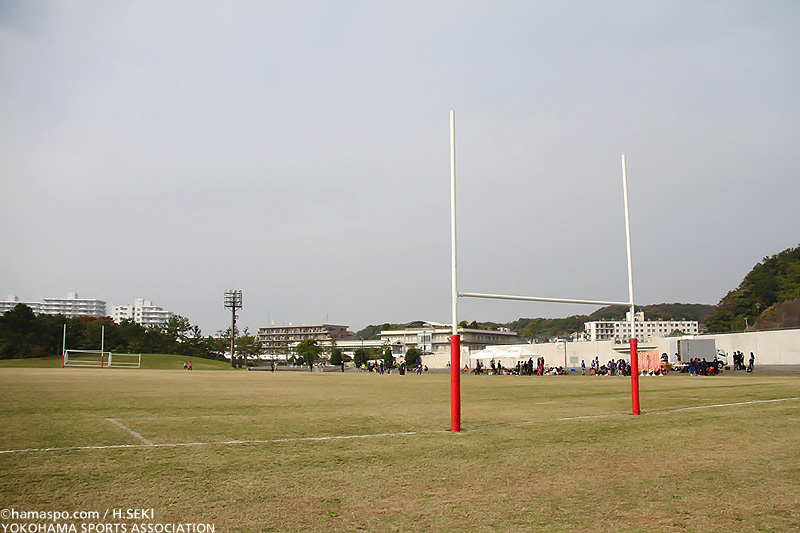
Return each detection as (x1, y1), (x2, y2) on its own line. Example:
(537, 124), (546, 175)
(123, 414), (256, 421)
(0, 430), (436, 455)
(645, 396), (800, 415)
(105, 418), (154, 446)
(1, 396), (798, 456)
(123, 402), (560, 421)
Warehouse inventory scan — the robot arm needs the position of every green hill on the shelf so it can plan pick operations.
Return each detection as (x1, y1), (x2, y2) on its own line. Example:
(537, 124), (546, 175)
(705, 245), (800, 332)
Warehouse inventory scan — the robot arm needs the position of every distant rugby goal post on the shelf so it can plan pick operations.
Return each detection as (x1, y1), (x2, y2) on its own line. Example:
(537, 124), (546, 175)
(63, 350), (111, 368)
(62, 350), (141, 368)
(107, 353), (142, 368)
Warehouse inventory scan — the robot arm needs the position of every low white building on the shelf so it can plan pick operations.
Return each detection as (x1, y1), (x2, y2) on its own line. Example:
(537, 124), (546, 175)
(112, 298), (173, 327)
(380, 322), (521, 366)
(583, 311), (699, 342)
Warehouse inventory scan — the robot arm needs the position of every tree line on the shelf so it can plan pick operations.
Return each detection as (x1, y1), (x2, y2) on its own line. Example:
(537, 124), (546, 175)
(292, 337), (410, 368)
(0, 303), (261, 360)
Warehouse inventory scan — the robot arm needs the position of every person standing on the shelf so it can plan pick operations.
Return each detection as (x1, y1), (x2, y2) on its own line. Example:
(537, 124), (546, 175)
(748, 352), (755, 372)
(581, 360), (586, 375)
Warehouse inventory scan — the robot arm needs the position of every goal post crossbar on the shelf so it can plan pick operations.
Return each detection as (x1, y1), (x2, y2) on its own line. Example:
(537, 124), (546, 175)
(458, 292), (630, 307)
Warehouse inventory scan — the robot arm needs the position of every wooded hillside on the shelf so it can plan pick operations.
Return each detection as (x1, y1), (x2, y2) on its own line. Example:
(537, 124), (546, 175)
(705, 245), (800, 332)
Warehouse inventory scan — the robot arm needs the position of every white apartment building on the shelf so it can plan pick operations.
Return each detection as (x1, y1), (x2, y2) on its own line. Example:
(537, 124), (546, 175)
(40, 292), (107, 318)
(0, 296), (42, 315)
(112, 298), (173, 327)
(583, 311), (699, 342)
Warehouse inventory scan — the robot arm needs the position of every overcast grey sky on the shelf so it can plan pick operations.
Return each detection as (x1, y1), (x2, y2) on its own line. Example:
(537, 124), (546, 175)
(2, 1), (799, 334)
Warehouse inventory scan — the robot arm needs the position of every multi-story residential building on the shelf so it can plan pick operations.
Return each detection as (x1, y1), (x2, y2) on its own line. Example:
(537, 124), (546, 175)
(257, 324), (357, 353)
(583, 311), (699, 342)
(40, 292), (106, 318)
(112, 298), (173, 327)
(0, 296), (42, 315)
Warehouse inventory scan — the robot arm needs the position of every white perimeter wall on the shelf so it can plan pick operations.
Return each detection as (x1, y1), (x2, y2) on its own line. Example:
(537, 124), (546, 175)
(421, 329), (800, 368)
(701, 329), (800, 365)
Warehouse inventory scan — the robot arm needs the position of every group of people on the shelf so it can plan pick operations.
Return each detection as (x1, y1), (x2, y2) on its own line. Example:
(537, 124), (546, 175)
(358, 360), (428, 375)
(182, 360), (193, 370)
(583, 357), (632, 376)
(687, 358), (722, 376)
(732, 351), (755, 372)
(470, 357), (567, 376)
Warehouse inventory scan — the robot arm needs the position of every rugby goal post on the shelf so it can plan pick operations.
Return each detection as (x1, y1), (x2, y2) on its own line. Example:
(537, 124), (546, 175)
(448, 110), (640, 432)
(107, 353), (142, 368)
(63, 350), (111, 368)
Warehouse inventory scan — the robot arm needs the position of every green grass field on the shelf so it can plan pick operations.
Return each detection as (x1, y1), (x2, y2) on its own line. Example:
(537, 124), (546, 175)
(1, 365), (798, 532)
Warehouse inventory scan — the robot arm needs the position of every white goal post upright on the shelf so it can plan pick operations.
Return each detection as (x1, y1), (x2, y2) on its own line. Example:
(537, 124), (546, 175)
(449, 110), (461, 432)
(621, 154), (641, 415)
(449, 111), (640, 432)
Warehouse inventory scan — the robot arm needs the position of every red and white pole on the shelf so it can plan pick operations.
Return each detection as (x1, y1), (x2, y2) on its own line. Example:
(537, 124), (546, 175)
(450, 110), (461, 432)
(622, 154), (641, 415)
(630, 337), (640, 415)
(450, 334), (461, 431)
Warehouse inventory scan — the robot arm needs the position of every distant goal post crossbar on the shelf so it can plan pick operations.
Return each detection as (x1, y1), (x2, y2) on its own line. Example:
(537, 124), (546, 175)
(448, 110), (641, 433)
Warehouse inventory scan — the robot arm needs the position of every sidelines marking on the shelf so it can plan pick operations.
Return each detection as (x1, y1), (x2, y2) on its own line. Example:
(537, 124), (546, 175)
(105, 418), (154, 446)
(646, 396), (800, 415)
(0, 429), (437, 455)
(1, 396), (797, 456)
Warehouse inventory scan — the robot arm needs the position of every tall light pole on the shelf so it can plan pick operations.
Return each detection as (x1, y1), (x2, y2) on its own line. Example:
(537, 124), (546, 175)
(224, 290), (243, 369)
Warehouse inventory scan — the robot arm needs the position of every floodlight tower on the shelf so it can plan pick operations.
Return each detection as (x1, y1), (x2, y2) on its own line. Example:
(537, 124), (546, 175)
(224, 290), (243, 369)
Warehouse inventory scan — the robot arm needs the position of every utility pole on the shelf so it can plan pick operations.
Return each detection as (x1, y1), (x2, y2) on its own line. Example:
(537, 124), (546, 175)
(224, 290), (243, 369)
(756, 302), (762, 331)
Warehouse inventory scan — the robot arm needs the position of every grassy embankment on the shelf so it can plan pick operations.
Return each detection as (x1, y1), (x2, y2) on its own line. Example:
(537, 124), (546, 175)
(0, 353), (230, 370)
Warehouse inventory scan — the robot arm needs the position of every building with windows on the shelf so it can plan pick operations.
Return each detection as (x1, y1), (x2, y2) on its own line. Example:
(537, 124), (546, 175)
(583, 311), (699, 342)
(379, 322), (521, 360)
(257, 324), (357, 353)
(112, 298), (173, 327)
(40, 292), (107, 318)
(256, 321), (520, 365)
(0, 296), (42, 315)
